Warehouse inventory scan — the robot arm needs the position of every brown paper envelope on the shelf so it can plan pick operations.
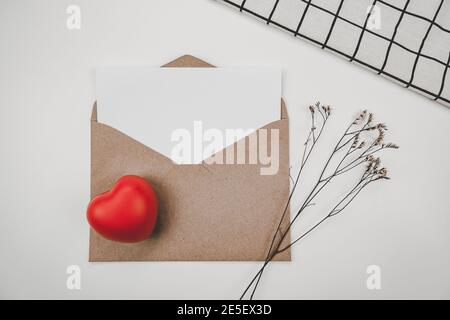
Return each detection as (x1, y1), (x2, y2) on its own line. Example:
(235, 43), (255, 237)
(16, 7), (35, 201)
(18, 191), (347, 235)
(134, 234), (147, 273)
(89, 55), (291, 261)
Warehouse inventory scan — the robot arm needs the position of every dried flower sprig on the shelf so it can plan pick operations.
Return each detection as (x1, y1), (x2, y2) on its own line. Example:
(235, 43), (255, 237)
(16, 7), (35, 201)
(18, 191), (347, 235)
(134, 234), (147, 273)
(240, 103), (399, 300)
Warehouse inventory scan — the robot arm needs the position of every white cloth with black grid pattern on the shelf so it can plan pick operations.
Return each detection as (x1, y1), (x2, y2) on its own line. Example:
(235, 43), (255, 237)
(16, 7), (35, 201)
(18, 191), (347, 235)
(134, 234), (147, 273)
(219, 0), (450, 107)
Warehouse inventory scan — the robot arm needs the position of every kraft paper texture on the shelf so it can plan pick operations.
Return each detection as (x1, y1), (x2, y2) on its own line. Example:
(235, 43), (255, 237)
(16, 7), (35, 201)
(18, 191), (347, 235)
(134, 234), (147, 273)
(89, 55), (291, 261)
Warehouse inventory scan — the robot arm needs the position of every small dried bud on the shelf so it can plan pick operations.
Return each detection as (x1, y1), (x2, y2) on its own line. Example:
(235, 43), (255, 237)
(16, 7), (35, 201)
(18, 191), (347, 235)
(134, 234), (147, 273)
(374, 129), (385, 146)
(361, 110), (367, 120)
(352, 134), (360, 148)
(358, 141), (366, 149)
(322, 105), (331, 116)
(373, 158), (380, 170)
(385, 143), (399, 149)
(367, 113), (373, 125)
(354, 110), (367, 124)
(309, 105), (315, 114)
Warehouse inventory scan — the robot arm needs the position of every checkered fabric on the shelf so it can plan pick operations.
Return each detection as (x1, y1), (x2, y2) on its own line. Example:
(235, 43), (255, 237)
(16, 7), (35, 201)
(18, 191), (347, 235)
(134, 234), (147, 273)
(218, 0), (450, 107)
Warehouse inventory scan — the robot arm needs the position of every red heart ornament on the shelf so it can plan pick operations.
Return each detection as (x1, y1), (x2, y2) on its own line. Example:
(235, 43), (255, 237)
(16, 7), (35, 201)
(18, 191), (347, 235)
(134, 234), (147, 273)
(87, 175), (158, 243)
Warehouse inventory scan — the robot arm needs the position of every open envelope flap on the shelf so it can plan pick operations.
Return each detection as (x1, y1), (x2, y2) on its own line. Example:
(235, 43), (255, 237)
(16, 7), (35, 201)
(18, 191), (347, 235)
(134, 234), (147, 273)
(162, 54), (215, 68)
(89, 55), (291, 261)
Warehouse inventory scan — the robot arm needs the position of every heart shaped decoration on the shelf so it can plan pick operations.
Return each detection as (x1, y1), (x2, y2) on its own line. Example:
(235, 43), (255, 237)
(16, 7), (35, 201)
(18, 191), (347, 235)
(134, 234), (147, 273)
(87, 175), (158, 243)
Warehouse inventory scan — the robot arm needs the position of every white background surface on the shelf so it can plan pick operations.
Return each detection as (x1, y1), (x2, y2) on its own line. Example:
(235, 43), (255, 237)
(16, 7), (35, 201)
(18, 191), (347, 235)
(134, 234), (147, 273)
(0, 0), (449, 299)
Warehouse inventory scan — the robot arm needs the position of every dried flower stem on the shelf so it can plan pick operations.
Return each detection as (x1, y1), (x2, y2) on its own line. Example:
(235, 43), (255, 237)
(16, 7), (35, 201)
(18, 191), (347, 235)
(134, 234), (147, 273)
(244, 102), (330, 300)
(240, 104), (397, 300)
